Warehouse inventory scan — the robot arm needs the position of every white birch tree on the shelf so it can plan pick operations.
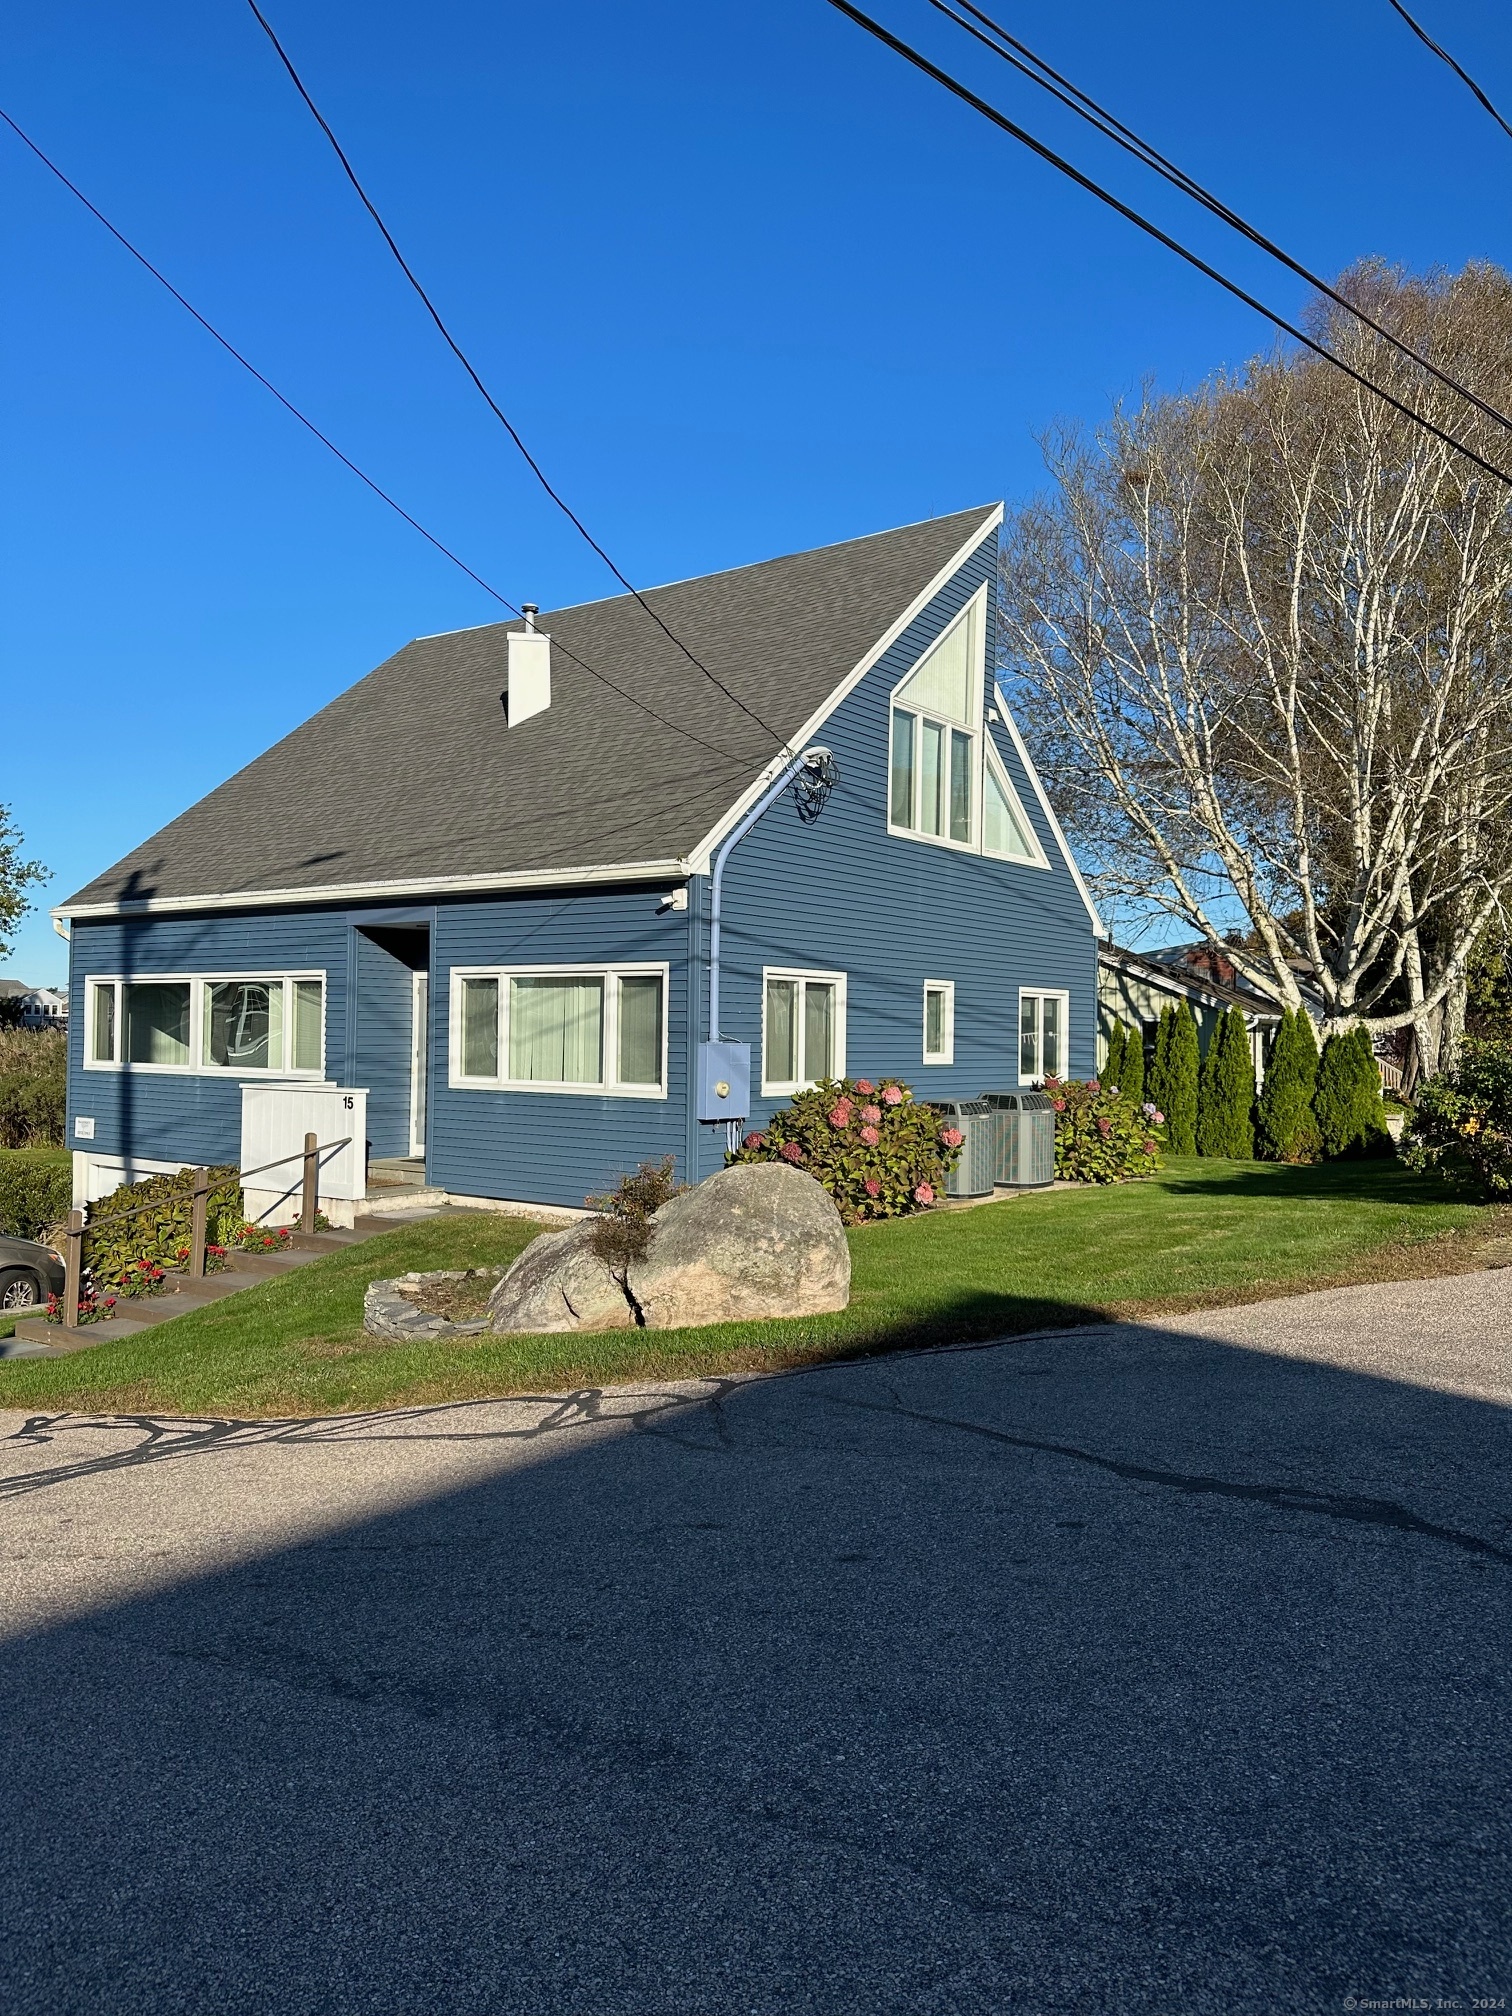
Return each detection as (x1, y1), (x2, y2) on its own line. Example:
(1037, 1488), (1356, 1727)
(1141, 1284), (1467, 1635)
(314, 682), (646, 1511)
(999, 261), (1512, 1074)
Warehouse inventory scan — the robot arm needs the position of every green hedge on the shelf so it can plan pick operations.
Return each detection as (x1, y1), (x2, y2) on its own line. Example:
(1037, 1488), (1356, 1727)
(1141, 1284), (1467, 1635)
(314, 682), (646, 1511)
(0, 1149), (73, 1240)
(0, 1027), (66, 1148)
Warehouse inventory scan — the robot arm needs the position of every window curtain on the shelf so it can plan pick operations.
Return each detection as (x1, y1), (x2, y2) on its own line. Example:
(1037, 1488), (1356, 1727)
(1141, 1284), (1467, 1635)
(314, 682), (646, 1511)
(124, 982), (191, 1066)
(461, 977), (499, 1078)
(617, 975), (663, 1086)
(510, 976), (603, 1084)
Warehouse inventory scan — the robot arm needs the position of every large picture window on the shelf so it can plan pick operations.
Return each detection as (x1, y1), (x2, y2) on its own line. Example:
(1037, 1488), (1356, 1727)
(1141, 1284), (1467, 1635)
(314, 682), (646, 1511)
(451, 966), (667, 1096)
(85, 974), (325, 1075)
(889, 594), (982, 849)
(1019, 990), (1069, 1085)
(762, 968), (846, 1096)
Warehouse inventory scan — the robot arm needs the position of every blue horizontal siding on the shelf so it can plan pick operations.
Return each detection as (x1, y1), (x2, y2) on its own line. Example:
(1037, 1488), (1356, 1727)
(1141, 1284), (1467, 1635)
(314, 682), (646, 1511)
(67, 911), (351, 1170)
(353, 932), (414, 1158)
(428, 889), (693, 1208)
(696, 527), (1098, 1176)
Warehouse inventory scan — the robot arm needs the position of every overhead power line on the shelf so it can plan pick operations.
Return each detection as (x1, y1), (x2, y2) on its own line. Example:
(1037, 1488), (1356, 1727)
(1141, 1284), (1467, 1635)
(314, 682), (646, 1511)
(244, 0), (792, 754)
(925, 0), (1512, 444)
(0, 104), (755, 768)
(1385, 0), (1512, 144)
(820, 0), (1512, 489)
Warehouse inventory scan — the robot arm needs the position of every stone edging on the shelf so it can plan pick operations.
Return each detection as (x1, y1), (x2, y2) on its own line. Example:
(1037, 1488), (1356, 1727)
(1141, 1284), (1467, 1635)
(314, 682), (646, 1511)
(363, 1268), (504, 1343)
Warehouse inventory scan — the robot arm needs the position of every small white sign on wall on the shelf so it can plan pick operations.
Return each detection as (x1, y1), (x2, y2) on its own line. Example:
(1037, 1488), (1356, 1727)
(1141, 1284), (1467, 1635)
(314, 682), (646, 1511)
(74, 1116), (96, 1140)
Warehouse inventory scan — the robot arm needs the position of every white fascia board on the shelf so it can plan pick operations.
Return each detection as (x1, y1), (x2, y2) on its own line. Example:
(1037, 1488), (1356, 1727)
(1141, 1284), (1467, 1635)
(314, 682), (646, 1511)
(53, 857), (691, 922)
(686, 505), (1005, 873)
(992, 682), (1106, 938)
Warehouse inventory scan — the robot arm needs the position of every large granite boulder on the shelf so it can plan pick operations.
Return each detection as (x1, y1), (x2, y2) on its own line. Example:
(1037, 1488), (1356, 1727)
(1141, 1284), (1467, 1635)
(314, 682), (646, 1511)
(626, 1162), (849, 1330)
(486, 1218), (634, 1334)
(486, 1162), (850, 1335)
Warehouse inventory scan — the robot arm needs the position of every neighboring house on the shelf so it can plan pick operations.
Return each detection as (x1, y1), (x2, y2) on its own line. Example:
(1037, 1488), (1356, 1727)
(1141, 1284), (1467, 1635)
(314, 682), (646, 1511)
(54, 506), (1102, 1217)
(0, 981), (68, 1031)
(1099, 942), (1283, 1087)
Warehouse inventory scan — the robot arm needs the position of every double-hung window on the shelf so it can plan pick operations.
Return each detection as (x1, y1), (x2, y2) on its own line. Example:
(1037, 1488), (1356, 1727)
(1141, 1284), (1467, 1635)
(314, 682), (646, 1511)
(762, 969), (846, 1095)
(922, 980), (955, 1065)
(84, 974), (325, 1074)
(451, 965), (667, 1095)
(889, 592), (983, 848)
(1019, 990), (1068, 1084)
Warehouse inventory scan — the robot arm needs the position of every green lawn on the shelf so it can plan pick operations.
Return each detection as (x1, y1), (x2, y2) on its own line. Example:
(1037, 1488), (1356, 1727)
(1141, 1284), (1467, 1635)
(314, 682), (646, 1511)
(0, 1158), (1500, 1419)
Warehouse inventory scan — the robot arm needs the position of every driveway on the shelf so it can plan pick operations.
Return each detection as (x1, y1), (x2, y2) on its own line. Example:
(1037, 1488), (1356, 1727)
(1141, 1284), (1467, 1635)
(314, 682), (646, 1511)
(2, 1270), (1509, 2014)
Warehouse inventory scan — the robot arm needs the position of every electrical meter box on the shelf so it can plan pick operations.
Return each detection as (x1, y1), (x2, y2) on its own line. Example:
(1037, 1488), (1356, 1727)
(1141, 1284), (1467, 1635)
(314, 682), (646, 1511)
(697, 1041), (750, 1122)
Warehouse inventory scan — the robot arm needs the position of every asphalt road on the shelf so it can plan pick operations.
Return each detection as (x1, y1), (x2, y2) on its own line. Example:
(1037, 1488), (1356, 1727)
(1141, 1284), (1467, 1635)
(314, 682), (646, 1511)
(2, 1270), (1510, 2014)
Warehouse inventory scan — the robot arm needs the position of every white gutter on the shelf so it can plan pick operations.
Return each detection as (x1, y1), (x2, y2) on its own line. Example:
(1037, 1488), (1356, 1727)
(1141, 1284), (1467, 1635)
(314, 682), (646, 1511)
(52, 856), (690, 922)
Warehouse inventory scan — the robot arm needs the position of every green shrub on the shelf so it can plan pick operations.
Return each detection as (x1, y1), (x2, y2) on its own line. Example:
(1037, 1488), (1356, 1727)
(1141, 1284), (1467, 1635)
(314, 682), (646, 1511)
(1313, 1026), (1391, 1159)
(1103, 1021), (1127, 1091)
(1404, 1038), (1512, 1196)
(1149, 1001), (1199, 1155)
(1118, 1024), (1145, 1108)
(586, 1155), (686, 1272)
(727, 1076), (960, 1223)
(1196, 1006), (1256, 1158)
(1048, 1076), (1162, 1182)
(85, 1165), (244, 1289)
(1255, 1009), (1322, 1162)
(0, 1148), (73, 1238)
(0, 1027), (66, 1147)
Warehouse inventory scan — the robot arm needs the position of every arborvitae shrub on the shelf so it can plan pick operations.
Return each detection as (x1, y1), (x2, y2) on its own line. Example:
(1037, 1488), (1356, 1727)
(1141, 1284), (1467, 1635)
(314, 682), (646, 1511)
(1147, 1007), (1175, 1137)
(1103, 1021), (1127, 1091)
(1120, 1024), (1145, 1108)
(1153, 1000), (1200, 1155)
(1197, 1006), (1256, 1158)
(1313, 1026), (1391, 1158)
(1254, 1009), (1322, 1162)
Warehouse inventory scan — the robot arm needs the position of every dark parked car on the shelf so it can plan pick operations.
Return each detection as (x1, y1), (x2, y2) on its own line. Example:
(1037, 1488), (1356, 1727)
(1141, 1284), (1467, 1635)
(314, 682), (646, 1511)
(0, 1235), (66, 1313)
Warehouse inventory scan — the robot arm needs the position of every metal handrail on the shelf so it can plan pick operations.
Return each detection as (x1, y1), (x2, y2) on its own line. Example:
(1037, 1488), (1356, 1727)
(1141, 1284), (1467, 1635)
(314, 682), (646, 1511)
(58, 1132), (356, 1330)
(70, 1137), (353, 1237)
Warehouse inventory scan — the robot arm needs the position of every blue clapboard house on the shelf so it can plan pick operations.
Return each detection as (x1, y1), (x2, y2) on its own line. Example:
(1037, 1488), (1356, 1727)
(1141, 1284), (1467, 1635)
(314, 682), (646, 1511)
(57, 505), (1102, 1217)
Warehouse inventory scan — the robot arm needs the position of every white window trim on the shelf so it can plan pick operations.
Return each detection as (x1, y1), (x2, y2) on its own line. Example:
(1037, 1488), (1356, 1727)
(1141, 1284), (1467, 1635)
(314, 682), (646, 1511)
(886, 586), (987, 858)
(761, 966), (849, 1097)
(447, 962), (670, 1098)
(82, 972), (327, 1078)
(922, 979), (955, 1066)
(982, 738), (1051, 870)
(1018, 988), (1071, 1086)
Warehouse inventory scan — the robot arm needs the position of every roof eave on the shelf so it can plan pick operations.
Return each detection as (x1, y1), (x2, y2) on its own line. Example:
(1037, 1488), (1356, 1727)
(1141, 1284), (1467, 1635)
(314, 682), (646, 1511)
(52, 856), (693, 923)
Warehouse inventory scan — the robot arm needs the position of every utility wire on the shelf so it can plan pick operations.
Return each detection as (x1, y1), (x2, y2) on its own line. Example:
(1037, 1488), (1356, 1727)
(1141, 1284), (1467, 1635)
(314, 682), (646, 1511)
(925, 0), (1512, 443)
(821, 0), (1512, 488)
(245, 0), (792, 754)
(1385, 0), (1512, 144)
(0, 103), (757, 768)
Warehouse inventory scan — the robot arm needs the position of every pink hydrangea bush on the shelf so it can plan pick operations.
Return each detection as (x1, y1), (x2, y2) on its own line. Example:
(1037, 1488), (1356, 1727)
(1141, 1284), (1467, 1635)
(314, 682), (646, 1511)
(1045, 1075), (1163, 1183)
(726, 1076), (960, 1223)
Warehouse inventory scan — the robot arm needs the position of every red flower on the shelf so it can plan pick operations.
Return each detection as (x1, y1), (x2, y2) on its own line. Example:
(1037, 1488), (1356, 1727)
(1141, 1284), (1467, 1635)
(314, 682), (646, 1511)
(1051, 1097), (1066, 1112)
(860, 1104), (881, 1125)
(881, 1084), (904, 1106)
(859, 1124), (879, 1146)
(827, 1102), (853, 1129)
(864, 1178), (881, 1197)
(1097, 1117), (1112, 1137)
(853, 1079), (875, 1096)
(742, 1131), (766, 1150)
(779, 1141), (804, 1164)
(940, 1126), (964, 1149)
(1143, 1139), (1158, 1155)
(913, 1182), (935, 1205)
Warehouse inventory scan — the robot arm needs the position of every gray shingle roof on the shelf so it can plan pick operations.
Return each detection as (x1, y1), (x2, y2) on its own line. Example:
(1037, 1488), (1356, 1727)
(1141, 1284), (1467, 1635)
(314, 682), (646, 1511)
(63, 506), (999, 912)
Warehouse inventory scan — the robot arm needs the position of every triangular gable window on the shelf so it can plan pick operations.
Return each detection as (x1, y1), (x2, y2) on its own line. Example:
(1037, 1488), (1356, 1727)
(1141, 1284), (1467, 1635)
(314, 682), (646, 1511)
(983, 742), (1043, 863)
(889, 594), (984, 847)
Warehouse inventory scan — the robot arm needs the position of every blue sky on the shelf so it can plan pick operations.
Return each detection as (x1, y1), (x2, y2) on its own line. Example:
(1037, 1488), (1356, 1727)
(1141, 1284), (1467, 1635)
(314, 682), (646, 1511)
(6, 0), (1511, 983)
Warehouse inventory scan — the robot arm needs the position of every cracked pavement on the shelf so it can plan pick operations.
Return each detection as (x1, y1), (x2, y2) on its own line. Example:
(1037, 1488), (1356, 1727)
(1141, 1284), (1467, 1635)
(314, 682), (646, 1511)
(2, 1268), (1510, 2013)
